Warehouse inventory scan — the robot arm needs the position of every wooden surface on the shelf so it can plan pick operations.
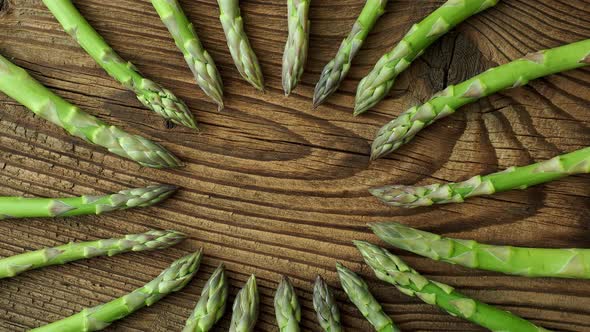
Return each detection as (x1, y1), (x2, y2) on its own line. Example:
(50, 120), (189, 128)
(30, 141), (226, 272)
(0, 0), (589, 331)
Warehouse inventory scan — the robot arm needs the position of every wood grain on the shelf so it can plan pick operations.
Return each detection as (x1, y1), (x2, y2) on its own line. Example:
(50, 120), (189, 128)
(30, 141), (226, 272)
(0, 0), (589, 331)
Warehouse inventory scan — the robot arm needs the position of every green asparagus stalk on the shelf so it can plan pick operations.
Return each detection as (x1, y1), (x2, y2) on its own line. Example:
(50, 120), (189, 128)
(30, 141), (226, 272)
(313, 276), (342, 332)
(42, 0), (197, 129)
(371, 39), (590, 160)
(371, 222), (590, 279)
(218, 0), (265, 91)
(313, 0), (388, 108)
(183, 264), (229, 332)
(354, 0), (499, 115)
(274, 276), (301, 332)
(0, 229), (185, 279)
(229, 275), (259, 332)
(355, 241), (550, 332)
(336, 263), (400, 332)
(31, 250), (202, 332)
(282, 0), (311, 95)
(151, 0), (225, 111)
(370, 147), (590, 207)
(0, 184), (177, 219)
(0, 55), (182, 168)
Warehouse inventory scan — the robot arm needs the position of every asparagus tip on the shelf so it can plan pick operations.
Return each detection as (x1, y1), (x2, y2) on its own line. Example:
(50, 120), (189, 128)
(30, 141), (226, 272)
(281, 274), (291, 283)
(312, 91), (325, 109)
(352, 240), (371, 252)
(352, 107), (366, 117)
(160, 184), (180, 192)
(367, 222), (379, 231)
(369, 150), (382, 161)
(368, 186), (391, 202)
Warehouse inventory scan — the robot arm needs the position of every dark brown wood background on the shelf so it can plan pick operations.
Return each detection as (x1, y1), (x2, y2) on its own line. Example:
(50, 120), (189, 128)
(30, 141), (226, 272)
(0, 0), (588, 331)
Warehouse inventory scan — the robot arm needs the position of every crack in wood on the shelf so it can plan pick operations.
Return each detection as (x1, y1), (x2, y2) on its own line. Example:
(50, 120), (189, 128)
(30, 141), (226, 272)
(0, 0), (6, 15)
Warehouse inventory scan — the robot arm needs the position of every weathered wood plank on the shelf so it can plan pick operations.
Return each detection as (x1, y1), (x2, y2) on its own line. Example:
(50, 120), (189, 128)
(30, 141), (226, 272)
(0, 0), (589, 331)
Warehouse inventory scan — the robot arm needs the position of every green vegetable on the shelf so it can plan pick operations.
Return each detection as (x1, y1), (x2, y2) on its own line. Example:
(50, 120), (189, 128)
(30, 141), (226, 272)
(229, 275), (259, 332)
(0, 184), (177, 219)
(183, 264), (229, 332)
(371, 39), (590, 160)
(313, 0), (388, 108)
(151, 0), (225, 110)
(218, 0), (265, 91)
(274, 276), (301, 332)
(371, 222), (590, 279)
(354, 0), (499, 115)
(0, 55), (182, 168)
(336, 263), (400, 332)
(31, 250), (202, 332)
(42, 0), (197, 129)
(282, 0), (311, 95)
(370, 147), (590, 207)
(0, 229), (185, 279)
(355, 241), (551, 332)
(313, 276), (342, 332)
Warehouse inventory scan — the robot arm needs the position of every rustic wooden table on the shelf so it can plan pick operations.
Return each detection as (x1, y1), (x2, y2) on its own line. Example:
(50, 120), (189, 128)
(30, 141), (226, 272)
(0, 0), (588, 331)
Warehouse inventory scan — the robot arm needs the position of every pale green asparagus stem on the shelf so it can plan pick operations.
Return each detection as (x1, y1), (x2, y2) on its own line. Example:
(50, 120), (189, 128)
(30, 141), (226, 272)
(229, 275), (259, 332)
(42, 0), (197, 128)
(355, 241), (550, 332)
(313, 276), (342, 332)
(371, 222), (590, 279)
(32, 251), (202, 332)
(313, 0), (388, 108)
(0, 229), (185, 279)
(274, 276), (301, 332)
(354, 0), (499, 115)
(0, 55), (182, 168)
(183, 264), (229, 332)
(151, 0), (225, 110)
(336, 263), (400, 332)
(218, 0), (265, 91)
(282, 0), (311, 95)
(0, 184), (177, 219)
(370, 147), (590, 207)
(371, 39), (590, 159)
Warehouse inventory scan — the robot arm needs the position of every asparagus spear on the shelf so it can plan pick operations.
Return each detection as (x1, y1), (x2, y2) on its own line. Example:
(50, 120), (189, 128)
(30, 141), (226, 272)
(313, 276), (343, 332)
(354, 0), (499, 115)
(282, 0), (311, 95)
(0, 55), (181, 168)
(218, 0), (265, 91)
(31, 251), (202, 332)
(371, 39), (590, 160)
(42, 0), (196, 129)
(183, 264), (229, 332)
(151, 0), (225, 110)
(336, 263), (400, 332)
(274, 276), (302, 332)
(229, 275), (259, 332)
(313, 0), (388, 108)
(355, 241), (550, 332)
(371, 222), (590, 279)
(370, 147), (590, 207)
(0, 229), (185, 279)
(0, 184), (177, 219)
